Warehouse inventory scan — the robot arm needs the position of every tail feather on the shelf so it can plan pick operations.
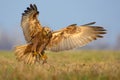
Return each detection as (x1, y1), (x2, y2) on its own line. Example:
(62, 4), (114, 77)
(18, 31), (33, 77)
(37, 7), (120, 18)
(25, 52), (32, 64)
(25, 52), (35, 64)
(14, 44), (41, 64)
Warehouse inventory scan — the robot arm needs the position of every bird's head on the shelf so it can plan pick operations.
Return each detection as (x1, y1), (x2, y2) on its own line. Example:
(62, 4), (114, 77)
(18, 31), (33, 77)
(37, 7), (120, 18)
(43, 27), (51, 34)
(42, 27), (52, 38)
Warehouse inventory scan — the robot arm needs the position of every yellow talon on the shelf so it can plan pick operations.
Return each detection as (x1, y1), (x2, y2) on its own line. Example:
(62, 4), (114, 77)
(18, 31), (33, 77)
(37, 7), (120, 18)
(42, 54), (48, 60)
(33, 51), (38, 56)
(39, 53), (47, 60)
(39, 53), (47, 64)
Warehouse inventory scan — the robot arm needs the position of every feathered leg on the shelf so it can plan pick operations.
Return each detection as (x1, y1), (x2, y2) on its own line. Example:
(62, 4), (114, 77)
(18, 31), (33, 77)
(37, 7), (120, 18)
(31, 36), (39, 56)
(38, 43), (48, 64)
(38, 32), (52, 64)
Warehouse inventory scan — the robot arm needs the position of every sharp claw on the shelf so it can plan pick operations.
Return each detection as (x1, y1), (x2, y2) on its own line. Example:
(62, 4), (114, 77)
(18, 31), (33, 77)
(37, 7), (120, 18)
(32, 51), (48, 64)
(40, 54), (47, 64)
(33, 51), (37, 56)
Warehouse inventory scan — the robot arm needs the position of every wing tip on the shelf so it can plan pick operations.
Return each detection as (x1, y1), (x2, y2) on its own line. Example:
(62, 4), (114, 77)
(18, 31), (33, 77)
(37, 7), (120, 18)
(22, 4), (39, 16)
(30, 4), (37, 10)
(82, 22), (96, 26)
(94, 27), (107, 38)
(92, 26), (107, 32)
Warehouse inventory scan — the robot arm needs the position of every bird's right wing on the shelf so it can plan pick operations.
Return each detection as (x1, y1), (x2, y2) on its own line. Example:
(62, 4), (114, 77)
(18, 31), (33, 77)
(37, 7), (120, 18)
(46, 23), (106, 52)
(21, 4), (42, 43)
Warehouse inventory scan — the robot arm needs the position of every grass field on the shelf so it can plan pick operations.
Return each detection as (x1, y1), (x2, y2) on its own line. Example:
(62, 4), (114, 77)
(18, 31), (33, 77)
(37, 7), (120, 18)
(0, 50), (120, 80)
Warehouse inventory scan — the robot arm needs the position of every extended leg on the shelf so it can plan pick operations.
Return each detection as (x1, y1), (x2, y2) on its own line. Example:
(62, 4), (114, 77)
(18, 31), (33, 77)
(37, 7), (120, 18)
(31, 36), (39, 56)
(38, 32), (52, 64)
(41, 50), (47, 64)
(38, 43), (48, 64)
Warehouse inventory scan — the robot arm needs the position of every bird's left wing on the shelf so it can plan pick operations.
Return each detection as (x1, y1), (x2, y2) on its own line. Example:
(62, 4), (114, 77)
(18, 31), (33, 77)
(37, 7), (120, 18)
(46, 23), (106, 52)
(21, 4), (42, 43)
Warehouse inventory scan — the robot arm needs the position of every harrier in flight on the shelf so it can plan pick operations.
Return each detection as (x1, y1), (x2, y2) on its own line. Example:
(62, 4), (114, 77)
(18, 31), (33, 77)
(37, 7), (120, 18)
(15, 4), (106, 64)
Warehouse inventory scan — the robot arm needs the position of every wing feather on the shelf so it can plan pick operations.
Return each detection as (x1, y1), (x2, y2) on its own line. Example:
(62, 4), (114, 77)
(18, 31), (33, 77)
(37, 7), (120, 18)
(69, 37), (74, 48)
(21, 4), (42, 43)
(47, 23), (106, 51)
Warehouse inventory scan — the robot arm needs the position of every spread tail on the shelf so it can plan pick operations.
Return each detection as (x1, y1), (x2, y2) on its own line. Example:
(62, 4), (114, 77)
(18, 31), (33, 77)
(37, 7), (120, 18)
(14, 44), (41, 64)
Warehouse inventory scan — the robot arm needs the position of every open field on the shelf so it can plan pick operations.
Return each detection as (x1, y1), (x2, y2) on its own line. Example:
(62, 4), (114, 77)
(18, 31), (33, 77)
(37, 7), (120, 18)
(0, 50), (120, 80)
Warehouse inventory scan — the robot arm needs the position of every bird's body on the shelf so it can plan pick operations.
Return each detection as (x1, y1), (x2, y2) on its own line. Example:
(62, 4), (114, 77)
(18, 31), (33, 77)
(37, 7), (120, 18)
(14, 4), (106, 64)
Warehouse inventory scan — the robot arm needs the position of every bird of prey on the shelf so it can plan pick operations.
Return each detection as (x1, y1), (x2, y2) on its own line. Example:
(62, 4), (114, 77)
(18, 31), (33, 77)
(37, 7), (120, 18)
(15, 4), (106, 64)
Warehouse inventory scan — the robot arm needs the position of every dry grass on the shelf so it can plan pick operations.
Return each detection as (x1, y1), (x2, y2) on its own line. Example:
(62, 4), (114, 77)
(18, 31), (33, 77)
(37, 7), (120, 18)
(0, 50), (120, 80)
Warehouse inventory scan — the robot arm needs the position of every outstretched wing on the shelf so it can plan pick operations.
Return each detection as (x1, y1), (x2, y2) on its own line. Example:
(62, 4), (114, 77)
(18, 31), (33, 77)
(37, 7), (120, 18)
(21, 4), (42, 43)
(46, 23), (106, 51)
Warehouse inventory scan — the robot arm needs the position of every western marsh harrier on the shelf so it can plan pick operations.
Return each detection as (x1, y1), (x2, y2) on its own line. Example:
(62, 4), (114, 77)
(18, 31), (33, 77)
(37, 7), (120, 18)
(15, 4), (106, 64)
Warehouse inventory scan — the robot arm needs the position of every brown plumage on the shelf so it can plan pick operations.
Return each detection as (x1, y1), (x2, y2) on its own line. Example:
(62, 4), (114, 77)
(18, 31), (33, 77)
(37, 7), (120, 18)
(14, 4), (106, 64)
